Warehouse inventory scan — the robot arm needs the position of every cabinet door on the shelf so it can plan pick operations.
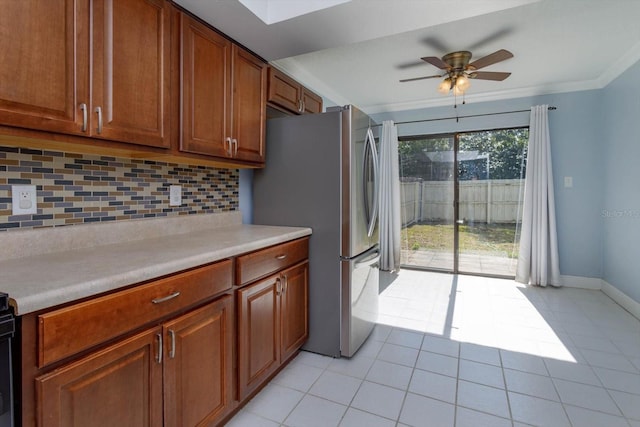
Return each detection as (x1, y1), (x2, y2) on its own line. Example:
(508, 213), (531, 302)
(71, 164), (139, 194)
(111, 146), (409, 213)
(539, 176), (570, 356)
(180, 14), (231, 158)
(163, 296), (234, 427)
(267, 67), (302, 114)
(281, 262), (309, 361)
(0, 0), (89, 135)
(91, 0), (170, 148)
(231, 45), (266, 163)
(302, 89), (323, 114)
(237, 275), (281, 400)
(36, 328), (163, 427)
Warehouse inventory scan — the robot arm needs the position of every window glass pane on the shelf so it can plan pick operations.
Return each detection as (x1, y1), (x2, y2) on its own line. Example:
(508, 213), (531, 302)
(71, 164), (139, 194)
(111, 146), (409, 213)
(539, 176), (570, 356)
(457, 128), (528, 276)
(399, 135), (455, 271)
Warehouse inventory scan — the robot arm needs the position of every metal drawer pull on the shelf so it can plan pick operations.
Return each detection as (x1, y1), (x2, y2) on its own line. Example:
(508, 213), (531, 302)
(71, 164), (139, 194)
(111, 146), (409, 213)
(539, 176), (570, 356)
(151, 291), (181, 304)
(80, 103), (88, 132)
(156, 333), (163, 364)
(169, 329), (176, 359)
(95, 106), (103, 134)
(275, 254), (287, 260)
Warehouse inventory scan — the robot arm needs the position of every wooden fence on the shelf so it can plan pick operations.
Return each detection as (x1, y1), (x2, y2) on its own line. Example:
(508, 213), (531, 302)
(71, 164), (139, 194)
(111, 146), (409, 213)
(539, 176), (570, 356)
(401, 179), (525, 226)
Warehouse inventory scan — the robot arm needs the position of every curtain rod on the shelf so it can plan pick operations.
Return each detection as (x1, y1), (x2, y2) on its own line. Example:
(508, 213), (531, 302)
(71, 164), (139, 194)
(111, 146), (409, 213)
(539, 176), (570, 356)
(374, 106), (557, 127)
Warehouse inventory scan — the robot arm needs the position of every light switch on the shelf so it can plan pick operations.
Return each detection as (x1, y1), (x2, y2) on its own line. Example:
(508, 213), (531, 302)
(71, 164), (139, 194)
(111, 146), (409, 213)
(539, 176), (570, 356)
(564, 176), (573, 188)
(169, 185), (182, 206)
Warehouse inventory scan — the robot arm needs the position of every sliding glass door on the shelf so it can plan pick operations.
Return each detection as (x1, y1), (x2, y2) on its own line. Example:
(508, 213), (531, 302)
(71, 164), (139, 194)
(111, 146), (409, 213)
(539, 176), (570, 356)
(399, 128), (528, 277)
(399, 135), (455, 271)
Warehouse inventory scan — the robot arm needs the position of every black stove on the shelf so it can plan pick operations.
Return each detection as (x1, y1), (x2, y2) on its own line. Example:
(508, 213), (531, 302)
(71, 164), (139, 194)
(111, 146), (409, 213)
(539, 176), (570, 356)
(0, 292), (15, 427)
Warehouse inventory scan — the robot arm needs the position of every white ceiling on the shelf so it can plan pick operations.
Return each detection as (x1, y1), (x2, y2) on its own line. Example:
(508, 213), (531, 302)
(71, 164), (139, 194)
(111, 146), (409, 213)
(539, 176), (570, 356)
(174, 0), (640, 114)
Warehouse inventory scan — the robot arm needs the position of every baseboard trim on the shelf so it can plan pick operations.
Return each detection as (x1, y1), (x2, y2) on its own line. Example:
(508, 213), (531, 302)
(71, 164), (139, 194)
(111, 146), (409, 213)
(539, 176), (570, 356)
(561, 275), (602, 290)
(601, 281), (640, 321)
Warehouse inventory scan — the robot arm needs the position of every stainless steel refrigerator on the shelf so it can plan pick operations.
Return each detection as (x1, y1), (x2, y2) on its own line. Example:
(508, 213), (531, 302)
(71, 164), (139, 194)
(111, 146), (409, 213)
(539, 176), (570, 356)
(253, 105), (379, 358)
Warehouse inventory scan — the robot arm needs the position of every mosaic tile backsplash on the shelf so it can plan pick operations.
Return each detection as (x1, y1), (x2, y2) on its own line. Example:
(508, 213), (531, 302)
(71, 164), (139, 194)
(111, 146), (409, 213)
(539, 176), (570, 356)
(0, 146), (239, 231)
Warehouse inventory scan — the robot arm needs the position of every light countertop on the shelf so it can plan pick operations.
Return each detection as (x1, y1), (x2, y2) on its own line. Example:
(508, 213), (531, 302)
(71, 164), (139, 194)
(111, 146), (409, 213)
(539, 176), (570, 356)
(0, 213), (311, 315)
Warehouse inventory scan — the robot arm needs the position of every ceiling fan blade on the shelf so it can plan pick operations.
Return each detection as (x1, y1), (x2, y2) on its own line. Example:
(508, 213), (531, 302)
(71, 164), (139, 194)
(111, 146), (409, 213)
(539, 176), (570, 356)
(467, 28), (514, 51)
(470, 71), (511, 81)
(396, 60), (427, 70)
(399, 74), (443, 83)
(421, 36), (451, 54)
(421, 56), (450, 70)
(467, 49), (513, 70)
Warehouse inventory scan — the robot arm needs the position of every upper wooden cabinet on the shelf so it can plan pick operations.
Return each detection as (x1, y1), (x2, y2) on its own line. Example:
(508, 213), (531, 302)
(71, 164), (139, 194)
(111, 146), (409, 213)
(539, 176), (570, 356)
(180, 14), (266, 164)
(267, 67), (323, 115)
(90, 0), (171, 148)
(179, 15), (230, 159)
(0, 0), (87, 135)
(0, 0), (171, 148)
(231, 46), (267, 163)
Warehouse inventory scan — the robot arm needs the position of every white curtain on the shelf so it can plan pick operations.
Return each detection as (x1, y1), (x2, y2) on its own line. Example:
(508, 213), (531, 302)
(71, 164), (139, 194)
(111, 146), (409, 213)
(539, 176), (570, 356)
(516, 105), (562, 287)
(378, 120), (401, 271)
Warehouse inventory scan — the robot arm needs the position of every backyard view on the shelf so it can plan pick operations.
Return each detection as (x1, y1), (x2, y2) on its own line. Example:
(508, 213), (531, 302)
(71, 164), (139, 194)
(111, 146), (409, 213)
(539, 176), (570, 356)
(398, 128), (529, 276)
(404, 222), (520, 258)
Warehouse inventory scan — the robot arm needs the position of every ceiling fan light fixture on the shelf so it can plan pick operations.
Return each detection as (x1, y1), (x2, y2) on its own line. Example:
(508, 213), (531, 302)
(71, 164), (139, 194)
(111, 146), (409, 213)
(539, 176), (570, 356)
(402, 49), (513, 103)
(438, 78), (452, 94)
(455, 75), (470, 92)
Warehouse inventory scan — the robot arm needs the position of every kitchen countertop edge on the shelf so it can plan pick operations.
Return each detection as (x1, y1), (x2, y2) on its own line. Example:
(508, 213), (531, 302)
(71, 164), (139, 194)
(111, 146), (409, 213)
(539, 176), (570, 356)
(2, 224), (312, 316)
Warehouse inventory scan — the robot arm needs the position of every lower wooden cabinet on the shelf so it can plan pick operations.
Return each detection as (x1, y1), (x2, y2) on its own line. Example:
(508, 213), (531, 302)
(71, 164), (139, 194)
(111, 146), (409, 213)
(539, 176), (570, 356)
(36, 327), (164, 427)
(237, 261), (309, 400)
(24, 239), (309, 427)
(281, 262), (309, 362)
(163, 296), (234, 427)
(35, 295), (234, 427)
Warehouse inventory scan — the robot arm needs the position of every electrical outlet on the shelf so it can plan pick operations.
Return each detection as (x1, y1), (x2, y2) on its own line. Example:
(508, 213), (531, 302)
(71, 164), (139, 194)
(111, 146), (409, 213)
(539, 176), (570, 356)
(11, 185), (38, 215)
(169, 185), (182, 206)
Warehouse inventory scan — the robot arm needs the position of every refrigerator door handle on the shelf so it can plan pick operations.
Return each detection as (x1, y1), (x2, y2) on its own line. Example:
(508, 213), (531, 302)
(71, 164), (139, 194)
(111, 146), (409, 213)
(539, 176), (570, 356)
(354, 248), (379, 268)
(364, 127), (379, 238)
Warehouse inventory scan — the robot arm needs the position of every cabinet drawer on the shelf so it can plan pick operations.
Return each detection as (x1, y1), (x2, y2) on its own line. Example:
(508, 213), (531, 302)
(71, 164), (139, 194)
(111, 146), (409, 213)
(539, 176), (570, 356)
(236, 238), (309, 286)
(38, 259), (232, 368)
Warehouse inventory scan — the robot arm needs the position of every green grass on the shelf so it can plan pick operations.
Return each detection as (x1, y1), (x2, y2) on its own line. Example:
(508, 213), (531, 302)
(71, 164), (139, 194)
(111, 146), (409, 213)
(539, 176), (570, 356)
(403, 222), (521, 258)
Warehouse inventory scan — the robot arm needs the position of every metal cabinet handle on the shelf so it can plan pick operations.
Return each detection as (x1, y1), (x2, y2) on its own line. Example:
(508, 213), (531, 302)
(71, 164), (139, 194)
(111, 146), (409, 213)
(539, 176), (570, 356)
(298, 99), (303, 113)
(151, 291), (180, 304)
(275, 254), (287, 260)
(301, 99), (306, 113)
(169, 329), (176, 359)
(282, 274), (288, 294)
(232, 138), (238, 157)
(156, 333), (163, 364)
(80, 103), (88, 132)
(95, 106), (103, 134)
(225, 137), (232, 156)
(276, 277), (282, 295)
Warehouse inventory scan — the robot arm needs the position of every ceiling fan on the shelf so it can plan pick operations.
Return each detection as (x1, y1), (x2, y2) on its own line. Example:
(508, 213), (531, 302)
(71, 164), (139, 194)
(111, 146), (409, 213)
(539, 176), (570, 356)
(400, 49), (513, 95)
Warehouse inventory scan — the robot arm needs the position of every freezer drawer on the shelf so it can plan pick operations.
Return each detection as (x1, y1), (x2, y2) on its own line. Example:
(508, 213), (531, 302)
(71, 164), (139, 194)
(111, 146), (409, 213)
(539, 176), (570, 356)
(340, 246), (379, 357)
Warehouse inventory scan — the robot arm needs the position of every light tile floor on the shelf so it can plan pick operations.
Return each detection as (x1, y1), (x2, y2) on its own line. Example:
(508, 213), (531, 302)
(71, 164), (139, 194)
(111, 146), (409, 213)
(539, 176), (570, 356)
(226, 270), (640, 427)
